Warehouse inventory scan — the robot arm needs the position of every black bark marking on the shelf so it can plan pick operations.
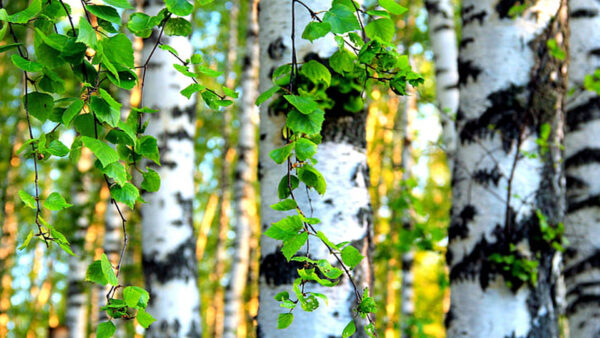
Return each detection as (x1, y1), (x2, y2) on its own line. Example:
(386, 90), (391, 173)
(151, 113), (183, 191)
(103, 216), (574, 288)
(571, 9), (598, 18)
(463, 7), (487, 26)
(460, 37), (475, 49)
(260, 251), (301, 286)
(589, 48), (600, 58)
(458, 59), (482, 86)
(425, 1), (445, 17)
(565, 251), (600, 281)
(433, 24), (453, 33)
(164, 129), (193, 141)
(448, 205), (476, 242)
(172, 105), (195, 121)
(567, 194), (600, 213)
(473, 165), (502, 186)
(566, 175), (587, 191)
(267, 37), (286, 60)
(459, 84), (527, 152)
(143, 236), (199, 285)
(565, 148), (600, 169)
(566, 97), (600, 132)
(175, 192), (194, 228)
(496, 0), (520, 19)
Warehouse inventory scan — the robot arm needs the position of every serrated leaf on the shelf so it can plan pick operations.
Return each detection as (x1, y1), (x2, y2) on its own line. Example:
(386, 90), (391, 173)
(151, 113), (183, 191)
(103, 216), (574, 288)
(96, 321), (116, 338)
(287, 110), (324, 135)
(76, 18), (97, 48)
(302, 21), (331, 42)
(295, 138), (317, 161)
(136, 308), (156, 328)
(300, 60), (331, 86)
(110, 182), (139, 209)
(298, 165), (326, 195)
(270, 199), (297, 211)
(82, 136), (119, 167)
(123, 286), (149, 308)
(284, 95), (320, 115)
(365, 18), (394, 42)
(141, 168), (161, 192)
(323, 4), (360, 34)
(256, 85), (280, 106)
(282, 231), (308, 261)
(102, 162), (127, 186)
(62, 99), (84, 126)
(341, 245), (364, 269)
(43, 192), (72, 211)
(165, 17), (191, 36)
(165, 0), (194, 16)
(264, 215), (304, 241)
(277, 313), (293, 329)
(378, 0), (408, 15)
(11, 54), (43, 72)
(269, 143), (294, 164)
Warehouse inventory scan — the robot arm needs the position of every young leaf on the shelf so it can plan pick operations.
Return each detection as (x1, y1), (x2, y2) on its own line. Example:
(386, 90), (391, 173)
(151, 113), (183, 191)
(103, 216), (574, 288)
(18, 230), (34, 250)
(141, 168), (161, 192)
(82, 136), (119, 167)
(25, 92), (54, 122)
(11, 54), (43, 72)
(295, 138), (317, 161)
(123, 286), (150, 308)
(181, 83), (206, 99)
(298, 165), (326, 195)
(86, 5), (121, 25)
(256, 85), (281, 106)
(300, 60), (331, 86)
(269, 143), (294, 164)
(110, 182), (140, 209)
(101, 253), (119, 286)
(284, 95), (320, 115)
(165, 0), (194, 16)
(264, 215), (304, 241)
(43, 192), (72, 211)
(302, 21), (331, 42)
(19, 189), (37, 209)
(136, 308), (157, 328)
(378, 0), (408, 15)
(342, 320), (356, 338)
(365, 18), (395, 42)
(96, 321), (116, 338)
(286, 110), (325, 135)
(278, 175), (299, 199)
(270, 199), (297, 211)
(341, 245), (364, 269)
(282, 231), (308, 261)
(277, 313), (294, 329)
(323, 3), (360, 34)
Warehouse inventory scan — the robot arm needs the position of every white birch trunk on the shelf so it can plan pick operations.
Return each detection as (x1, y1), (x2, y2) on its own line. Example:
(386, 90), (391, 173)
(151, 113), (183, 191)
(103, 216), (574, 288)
(66, 172), (92, 338)
(564, 1), (600, 336)
(425, 0), (459, 169)
(223, 1), (260, 337)
(446, 1), (567, 337)
(257, 1), (372, 337)
(140, 1), (201, 336)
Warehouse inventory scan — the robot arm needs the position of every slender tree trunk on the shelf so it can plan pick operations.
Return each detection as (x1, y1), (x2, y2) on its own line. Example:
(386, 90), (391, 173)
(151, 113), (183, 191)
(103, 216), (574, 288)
(66, 168), (92, 338)
(425, 0), (459, 170)
(400, 84), (417, 338)
(257, 1), (373, 336)
(140, 1), (201, 336)
(446, 1), (568, 337)
(564, 0), (600, 336)
(223, 1), (260, 337)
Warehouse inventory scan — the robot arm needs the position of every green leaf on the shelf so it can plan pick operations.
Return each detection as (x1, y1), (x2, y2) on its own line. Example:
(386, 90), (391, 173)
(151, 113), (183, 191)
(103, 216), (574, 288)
(123, 286), (149, 308)
(8, 0), (41, 23)
(269, 143), (294, 164)
(136, 135), (160, 165)
(159, 44), (179, 56)
(295, 138), (317, 161)
(0, 43), (23, 53)
(282, 231), (308, 261)
(101, 34), (134, 68)
(165, 17), (192, 36)
(341, 245), (364, 269)
(91, 96), (119, 127)
(316, 259), (343, 279)
(141, 168), (161, 192)
(256, 85), (281, 106)
(298, 165), (326, 195)
(297, 268), (337, 287)
(103, 0), (134, 9)
(365, 18), (395, 42)
(270, 199), (297, 211)
(284, 95), (320, 115)
(62, 99), (84, 126)
(329, 49), (355, 74)
(86, 255), (116, 286)
(96, 321), (116, 338)
(165, 0), (194, 16)
(264, 215), (304, 241)
(277, 313), (294, 329)
(378, 0), (408, 15)
(278, 175), (299, 199)
(102, 162), (128, 186)
(287, 110), (324, 135)
(302, 21), (331, 42)
(82, 136), (119, 167)
(323, 4), (360, 34)
(25, 92), (54, 122)
(180, 83), (206, 99)
(46, 140), (69, 157)
(342, 320), (356, 338)
(127, 12), (155, 38)
(76, 18), (97, 48)
(136, 308), (156, 328)
(86, 5), (121, 25)
(300, 60), (331, 86)
(99, 88), (122, 110)
(101, 253), (119, 286)
(18, 230), (35, 250)
(11, 54), (43, 72)
(110, 182), (139, 209)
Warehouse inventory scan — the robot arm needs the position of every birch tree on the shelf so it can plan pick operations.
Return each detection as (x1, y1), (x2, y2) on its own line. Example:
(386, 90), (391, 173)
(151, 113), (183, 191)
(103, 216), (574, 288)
(257, 0), (374, 336)
(223, 0), (260, 337)
(425, 0), (459, 167)
(446, 1), (568, 336)
(564, 0), (600, 335)
(140, 1), (201, 336)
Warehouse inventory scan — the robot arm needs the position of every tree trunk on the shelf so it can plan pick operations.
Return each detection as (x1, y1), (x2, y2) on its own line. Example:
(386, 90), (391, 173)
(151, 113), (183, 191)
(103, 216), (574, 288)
(257, 1), (373, 337)
(66, 169), (92, 338)
(446, 1), (568, 337)
(564, 0), (600, 336)
(223, 1), (260, 337)
(425, 0), (459, 169)
(140, 1), (201, 337)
